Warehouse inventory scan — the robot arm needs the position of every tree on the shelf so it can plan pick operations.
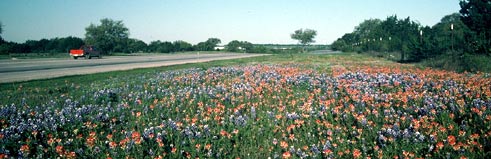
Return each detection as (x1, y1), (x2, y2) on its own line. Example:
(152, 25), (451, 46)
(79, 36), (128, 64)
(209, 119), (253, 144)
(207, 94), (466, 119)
(331, 38), (348, 52)
(0, 43), (10, 55)
(173, 40), (193, 52)
(431, 13), (469, 55)
(241, 41), (253, 52)
(226, 40), (241, 52)
(460, 0), (491, 54)
(148, 40), (174, 53)
(85, 18), (129, 54)
(0, 21), (4, 43)
(127, 39), (147, 53)
(380, 16), (400, 52)
(226, 40), (254, 52)
(206, 38), (221, 47)
(291, 29), (317, 52)
(195, 38), (221, 51)
(58, 36), (85, 52)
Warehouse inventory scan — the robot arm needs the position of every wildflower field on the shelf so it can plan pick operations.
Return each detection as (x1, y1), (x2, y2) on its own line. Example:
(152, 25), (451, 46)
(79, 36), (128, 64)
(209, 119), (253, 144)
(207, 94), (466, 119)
(1, 53), (490, 158)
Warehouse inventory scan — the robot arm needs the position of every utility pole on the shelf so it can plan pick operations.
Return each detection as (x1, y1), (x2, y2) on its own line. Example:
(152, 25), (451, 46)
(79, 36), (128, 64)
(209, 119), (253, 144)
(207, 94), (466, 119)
(451, 23), (454, 52)
(420, 30), (423, 59)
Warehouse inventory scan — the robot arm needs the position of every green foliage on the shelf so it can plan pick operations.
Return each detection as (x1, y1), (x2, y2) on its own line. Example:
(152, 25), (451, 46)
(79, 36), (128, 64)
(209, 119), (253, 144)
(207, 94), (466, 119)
(429, 13), (470, 56)
(0, 43), (10, 55)
(0, 37), (84, 55)
(226, 40), (242, 52)
(460, 0), (491, 54)
(127, 39), (147, 53)
(331, 0), (491, 72)
(195, 38), (221, 51)
(332, 13), (475, 63)
(85, 18), (130, 54)
(226, 40), (253, 52)
(173, 40), (193, 52)
(291, 29), (317, 52)
(148, 40), (173, 53)
(147, 40), (194, 53)
(422, 51), (491, 72)
(26, 37), (85, 53)
(0, 21), (3, 43)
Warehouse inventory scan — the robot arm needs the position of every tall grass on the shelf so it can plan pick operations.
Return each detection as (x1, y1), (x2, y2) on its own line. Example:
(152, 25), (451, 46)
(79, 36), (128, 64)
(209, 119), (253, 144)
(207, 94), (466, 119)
(421, 52), (491, 73)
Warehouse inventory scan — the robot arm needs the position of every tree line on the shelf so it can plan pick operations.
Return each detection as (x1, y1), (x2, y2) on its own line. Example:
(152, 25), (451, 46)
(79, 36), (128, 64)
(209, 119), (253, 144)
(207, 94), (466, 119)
(331, 0), (491, 63)
(0, 18), (300, 55)
(0, 19), (242, 55)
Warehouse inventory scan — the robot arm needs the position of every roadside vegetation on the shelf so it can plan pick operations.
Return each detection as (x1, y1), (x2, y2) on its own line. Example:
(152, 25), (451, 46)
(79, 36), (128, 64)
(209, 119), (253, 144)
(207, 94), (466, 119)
(331, 0), (491, 73)
(0, 19), (325, 57)
(1, 53), (490, 158)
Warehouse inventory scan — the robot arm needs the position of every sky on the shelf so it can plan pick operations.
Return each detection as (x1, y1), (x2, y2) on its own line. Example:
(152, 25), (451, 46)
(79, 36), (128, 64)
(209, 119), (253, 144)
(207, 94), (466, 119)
(0, 0), (460, 45)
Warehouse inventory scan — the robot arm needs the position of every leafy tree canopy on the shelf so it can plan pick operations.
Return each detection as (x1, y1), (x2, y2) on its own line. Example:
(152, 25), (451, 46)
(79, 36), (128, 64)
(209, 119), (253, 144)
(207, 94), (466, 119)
(226, 40), (253, 52)
(460, 0), (491, 54)
(195, 38), (221, 51)
(291, 29), (317, 46)
(85, 18), (129, 54)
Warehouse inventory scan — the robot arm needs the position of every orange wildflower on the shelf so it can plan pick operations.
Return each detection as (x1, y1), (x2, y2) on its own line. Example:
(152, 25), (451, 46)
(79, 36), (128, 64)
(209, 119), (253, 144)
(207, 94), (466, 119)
(220, 130), (228, 137)
(280, 141), (288, 149)
(436, 141), (444, 150)
(106, 133), (113, 140)
(66, 151), (76, 159)
(282, 151), (291, 159)
(19, 144), (29, 154)
(289, 134), (295, 141)
(195, 144), (201, 150)
(353, 149), (362, 158)
(109, 141), (117, 149)
(447, 135), (456, 146)
(323, 149), (332, 154)
(55, 145), (64, 155)
(205, 144), (212, 150)
(86, 136), (96, 147)
(276, 114), (283, 120)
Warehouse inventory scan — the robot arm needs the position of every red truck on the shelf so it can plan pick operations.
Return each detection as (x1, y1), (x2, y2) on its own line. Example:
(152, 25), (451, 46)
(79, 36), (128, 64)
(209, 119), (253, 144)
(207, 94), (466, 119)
(69, 45), (102, 59)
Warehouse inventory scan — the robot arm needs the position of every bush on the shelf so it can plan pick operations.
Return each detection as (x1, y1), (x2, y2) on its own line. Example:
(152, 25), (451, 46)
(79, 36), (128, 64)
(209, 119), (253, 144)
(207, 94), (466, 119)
(421, 51), (491, 73)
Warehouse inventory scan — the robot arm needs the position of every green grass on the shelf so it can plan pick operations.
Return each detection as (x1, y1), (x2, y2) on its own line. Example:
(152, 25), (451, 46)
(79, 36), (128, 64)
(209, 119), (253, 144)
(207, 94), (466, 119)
(421, 53), (491, 73)
(109, 51), (228, 56)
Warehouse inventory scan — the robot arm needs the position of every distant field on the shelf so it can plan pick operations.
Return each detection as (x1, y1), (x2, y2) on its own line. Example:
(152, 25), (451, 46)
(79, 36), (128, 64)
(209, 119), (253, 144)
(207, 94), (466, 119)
(1, 53), (490, 158)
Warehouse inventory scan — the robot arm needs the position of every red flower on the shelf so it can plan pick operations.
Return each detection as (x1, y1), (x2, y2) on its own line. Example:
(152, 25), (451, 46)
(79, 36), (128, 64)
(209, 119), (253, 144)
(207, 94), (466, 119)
(353, 149), (362, 158)
(448, 135), (456, 146)
(282, 151), (291, 158)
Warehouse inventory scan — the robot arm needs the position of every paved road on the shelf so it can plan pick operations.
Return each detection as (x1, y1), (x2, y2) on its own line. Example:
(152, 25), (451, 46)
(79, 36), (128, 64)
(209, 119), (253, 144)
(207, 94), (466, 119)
(0, 53), (266, 83)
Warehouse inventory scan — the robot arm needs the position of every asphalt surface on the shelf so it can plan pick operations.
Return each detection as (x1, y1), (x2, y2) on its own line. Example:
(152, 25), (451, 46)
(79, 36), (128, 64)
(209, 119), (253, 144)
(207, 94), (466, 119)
(0, 53), (266, 83)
